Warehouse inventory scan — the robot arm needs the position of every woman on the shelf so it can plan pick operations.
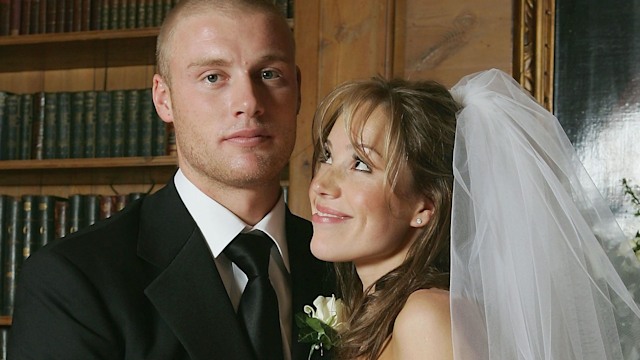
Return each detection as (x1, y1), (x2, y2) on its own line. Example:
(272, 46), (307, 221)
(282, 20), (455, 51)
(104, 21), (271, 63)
(308, 69), (640, 359)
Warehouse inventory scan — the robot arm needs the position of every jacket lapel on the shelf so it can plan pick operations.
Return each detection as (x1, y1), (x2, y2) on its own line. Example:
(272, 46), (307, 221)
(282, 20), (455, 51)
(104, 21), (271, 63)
(285, 209), (335, 360)
(138, 181), (254, 360)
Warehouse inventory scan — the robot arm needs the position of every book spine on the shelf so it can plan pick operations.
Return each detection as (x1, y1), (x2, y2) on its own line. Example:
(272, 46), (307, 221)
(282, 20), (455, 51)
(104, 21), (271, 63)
(43, 92), (58, 159)
(99, 195), (115, 219)
(114, 194), (128, 212)
(3, 196), (22, 316)
(110, 89), (125, 158)
(19, 93), (33, 160)
(20, 0), (31, 34)
(56, 91), (71, 159)
(100, 0), (108, 30)
(117, 0), (126, 29)
(5, 93), (20, 160)
(0, 92), (6, 160)
(68, 194), (84, 234)
(125, 0), (135, 28)
(70, 91), (85, 158)
(0, 0), (10, 35)
(152, 0), (161, 26)
(45, 0), (56, 33)
(64, 0), (74, 32)
(124, 89), (140, 157)
(54, 198), (69, 239)
(36, 195), (57, 248)
(153, 114), (166, 156)
(83, 90), (97, 158)
(9, 0), (21, 35)
(90, 0), (101, 30)
(37, 0), (45, 33)
(72, 0), (82, 31)
(95, 91), (112, 158)
(28, 0), (39, 34)
(80, 0), (90, 30)
(55, 0), (65, 33)
(84, 194), (100, 227)
(0, 196), (6, 313)
(135, 0), (144, 27)
(31, 92), (45, 160)
(139, 88), (153, 157)
(21, 194), (37, 260)
(108, 0), (117, 29)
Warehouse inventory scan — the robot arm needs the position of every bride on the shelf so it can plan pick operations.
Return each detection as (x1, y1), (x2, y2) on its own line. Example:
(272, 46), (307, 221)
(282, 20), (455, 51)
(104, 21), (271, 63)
(307, 69), (640, 359)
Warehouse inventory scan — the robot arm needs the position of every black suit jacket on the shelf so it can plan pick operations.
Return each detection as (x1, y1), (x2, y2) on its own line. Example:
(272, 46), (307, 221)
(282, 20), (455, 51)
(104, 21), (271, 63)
(8, 180), (333, 360)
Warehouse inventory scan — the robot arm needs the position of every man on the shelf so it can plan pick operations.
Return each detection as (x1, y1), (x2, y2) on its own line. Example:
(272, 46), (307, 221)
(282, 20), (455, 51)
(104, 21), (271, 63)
(8, 1), (332, 359)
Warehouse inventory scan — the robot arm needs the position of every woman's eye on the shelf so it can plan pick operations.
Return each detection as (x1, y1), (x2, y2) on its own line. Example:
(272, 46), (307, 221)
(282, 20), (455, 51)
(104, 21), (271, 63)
(262, 70), (279, 80)
(320, 150), (332, 164)
(354, 157), (371, 172)
(205, 74), (219, 83)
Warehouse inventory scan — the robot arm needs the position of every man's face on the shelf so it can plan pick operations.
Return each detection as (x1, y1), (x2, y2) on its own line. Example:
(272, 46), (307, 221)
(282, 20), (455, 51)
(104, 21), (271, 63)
(155, 10), (299, 194)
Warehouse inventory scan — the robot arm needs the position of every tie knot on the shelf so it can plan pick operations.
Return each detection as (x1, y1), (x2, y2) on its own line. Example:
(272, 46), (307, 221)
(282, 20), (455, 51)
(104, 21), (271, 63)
(224, 232), (272, 278)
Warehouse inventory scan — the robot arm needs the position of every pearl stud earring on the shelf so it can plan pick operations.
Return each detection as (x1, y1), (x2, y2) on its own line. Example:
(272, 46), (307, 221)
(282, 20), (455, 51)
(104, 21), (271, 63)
(416, 218), (423, 225)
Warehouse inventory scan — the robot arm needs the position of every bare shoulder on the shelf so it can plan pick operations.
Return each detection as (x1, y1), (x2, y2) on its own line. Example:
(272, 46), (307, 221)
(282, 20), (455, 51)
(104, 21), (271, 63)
(390, 288), (452, 360)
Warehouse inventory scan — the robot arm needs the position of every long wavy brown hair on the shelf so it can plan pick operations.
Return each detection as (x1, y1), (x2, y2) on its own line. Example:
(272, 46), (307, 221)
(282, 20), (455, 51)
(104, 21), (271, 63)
(311, 77), (460, 360)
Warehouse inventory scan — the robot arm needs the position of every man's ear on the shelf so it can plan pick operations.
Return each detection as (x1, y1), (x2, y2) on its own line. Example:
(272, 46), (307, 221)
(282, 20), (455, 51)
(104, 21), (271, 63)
(411, 197), (436, 228)
(152, 74), (173, 124)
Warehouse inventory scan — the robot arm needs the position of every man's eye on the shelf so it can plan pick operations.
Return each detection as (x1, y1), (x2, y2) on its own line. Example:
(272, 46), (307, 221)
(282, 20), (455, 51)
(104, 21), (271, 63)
(262, 70), (279, 80)
(354, 158), (371, 172)
(206, 74), (219, 83)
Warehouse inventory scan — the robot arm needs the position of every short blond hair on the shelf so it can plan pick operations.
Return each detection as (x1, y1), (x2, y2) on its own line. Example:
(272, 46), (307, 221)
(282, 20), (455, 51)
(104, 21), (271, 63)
(156, 0), (290, 86)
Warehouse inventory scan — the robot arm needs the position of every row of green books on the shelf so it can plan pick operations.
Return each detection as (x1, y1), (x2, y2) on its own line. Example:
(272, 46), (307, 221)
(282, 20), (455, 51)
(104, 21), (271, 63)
(0, 89), (171, 161)
(1, 0), (292, 37)
(0, 192), (147, 316)
(0, 0), (177, 36)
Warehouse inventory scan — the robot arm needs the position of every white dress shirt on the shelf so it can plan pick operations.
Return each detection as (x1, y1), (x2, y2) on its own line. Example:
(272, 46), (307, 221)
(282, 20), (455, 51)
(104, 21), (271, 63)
(173, 170), (292, 360)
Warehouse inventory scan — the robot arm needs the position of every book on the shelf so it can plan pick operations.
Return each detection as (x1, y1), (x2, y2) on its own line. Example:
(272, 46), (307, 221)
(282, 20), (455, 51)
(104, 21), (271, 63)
(126, 0), (136, 28)
(72, 0), (82, 31)
(90, 0), (102, 30)
(139, 88), (153, 156)
(99, 195), (115, 219)
(20, 0), (32, 34)
(84, 90), (97, 158)
(153, 115), (166, 156)
(54, 197), (69, 239)
(96, 91), (112, 157)
(100, 0), (109, 30)
(80, 0), (91, 30)
(68, 194), (84, 234)
(0, 92), (7, 160)
(9, 0), (21, 35)
(21, 194), (37, 260)
(56, 91), (71, 158)
(31, 92), (46, 160)
(45, 0), (56, 33)
(4, 93), (20, 160)
(37, 195), (60, 248)
(0, 196), (7, 311)
(19, 93), (33, 160)
(55, 0), (65, 33)
(0, 0), (10, 35)
(108, 0), (118, 29)
(118, 0), (126, 29)
(125, 89), (140, 157)
(84, 194), (100, 227)
(43, 92), (58, 159)
(114, 193), (128, 211)
(3, 196), (22, 316)
(70, 91), (85, 158)
(110, 89), (126, 157)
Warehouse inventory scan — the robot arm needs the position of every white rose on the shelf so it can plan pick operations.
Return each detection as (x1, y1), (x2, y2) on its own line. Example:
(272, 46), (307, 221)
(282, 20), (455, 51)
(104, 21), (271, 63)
(303, 294), (346, 332)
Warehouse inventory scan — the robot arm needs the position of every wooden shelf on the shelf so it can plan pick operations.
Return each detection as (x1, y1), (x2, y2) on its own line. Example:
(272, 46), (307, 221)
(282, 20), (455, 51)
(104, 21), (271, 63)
(0, 156), (178, 186)
(0, 28), (159, 72)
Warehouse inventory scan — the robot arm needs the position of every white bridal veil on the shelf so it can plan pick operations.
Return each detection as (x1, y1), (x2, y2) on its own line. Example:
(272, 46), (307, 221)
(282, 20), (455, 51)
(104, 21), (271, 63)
(449, 69), (640, 359)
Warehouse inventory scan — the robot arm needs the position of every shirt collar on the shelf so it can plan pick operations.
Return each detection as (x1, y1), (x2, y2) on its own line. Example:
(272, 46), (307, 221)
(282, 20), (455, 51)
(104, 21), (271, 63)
(173, 169), (290, 271)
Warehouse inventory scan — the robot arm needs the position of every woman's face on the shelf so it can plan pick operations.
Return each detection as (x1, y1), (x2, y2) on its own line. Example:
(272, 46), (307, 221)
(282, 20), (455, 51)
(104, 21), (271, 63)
(309, 107), (429, 287)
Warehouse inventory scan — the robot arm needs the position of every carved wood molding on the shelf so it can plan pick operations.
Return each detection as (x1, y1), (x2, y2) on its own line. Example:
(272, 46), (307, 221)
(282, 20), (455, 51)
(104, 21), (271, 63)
(514, 0), (555, 112)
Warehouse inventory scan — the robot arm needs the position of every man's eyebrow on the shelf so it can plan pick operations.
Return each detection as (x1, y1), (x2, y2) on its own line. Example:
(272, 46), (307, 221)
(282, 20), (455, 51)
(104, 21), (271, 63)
(188, 58), (231, 69)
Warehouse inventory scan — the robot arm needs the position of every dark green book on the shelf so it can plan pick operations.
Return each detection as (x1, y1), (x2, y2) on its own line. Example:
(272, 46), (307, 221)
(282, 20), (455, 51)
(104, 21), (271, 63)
(126, 0), (136, 28)
(70, 91), (85, 158)
(0, 195), (7, 312)
(54, 197), (69, 239)
(56, 91), (71, 159)
(109, 0), (120, 29)
(3, 196), (22, 316)
(110, 89), (126, 157)
(152, 0), (162, 26)
(153, 112), (166, 156)
(136, 0), (145, 27)
(19, 93), (33, 160)
(37, 195), (62, 248)
(68, 194), (84, 234)
(31, 92), (46, 160)
(84, 194), (100, 227)
(143, 0), (153, 27)
(90, 0), (102, 30)
(84, 91), (97, 158)
(125, 89), (140, 157)
(43, 92), (58, 159)
(0, 92), (7, 160)
(4, 93), (20, 160)
(100, 0), (109, 30)
(139, 88), (153, 157)
(118, 0), (127, 29)
(21, 194), (37, 260)
(96, 91), (112, 158)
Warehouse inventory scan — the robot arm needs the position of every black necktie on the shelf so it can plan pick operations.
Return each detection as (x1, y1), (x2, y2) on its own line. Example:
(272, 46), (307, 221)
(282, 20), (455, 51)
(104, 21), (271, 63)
(224, 232), (284, 360)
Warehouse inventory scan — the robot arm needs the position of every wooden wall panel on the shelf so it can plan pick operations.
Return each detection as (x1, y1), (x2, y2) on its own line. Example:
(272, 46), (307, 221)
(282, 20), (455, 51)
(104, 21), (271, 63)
(395, 0), (513, 87)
